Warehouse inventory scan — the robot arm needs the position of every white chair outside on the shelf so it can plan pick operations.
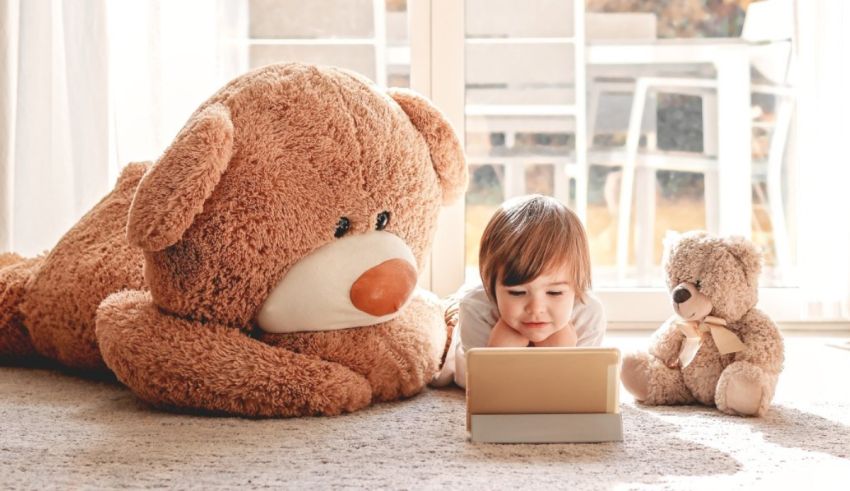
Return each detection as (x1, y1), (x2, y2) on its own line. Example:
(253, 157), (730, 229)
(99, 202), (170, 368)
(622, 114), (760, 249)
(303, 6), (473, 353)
(605, 0), (795, 282)
(464, 11), (657, 217)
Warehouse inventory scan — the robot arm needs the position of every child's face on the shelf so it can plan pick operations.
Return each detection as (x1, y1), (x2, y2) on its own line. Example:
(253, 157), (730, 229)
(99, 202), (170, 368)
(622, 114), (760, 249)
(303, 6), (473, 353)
(494, 266), (576, 344)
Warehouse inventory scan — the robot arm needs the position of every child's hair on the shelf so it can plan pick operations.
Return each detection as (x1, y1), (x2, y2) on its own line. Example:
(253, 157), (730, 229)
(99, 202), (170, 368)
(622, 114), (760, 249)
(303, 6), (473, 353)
(479, 194), (591, 303)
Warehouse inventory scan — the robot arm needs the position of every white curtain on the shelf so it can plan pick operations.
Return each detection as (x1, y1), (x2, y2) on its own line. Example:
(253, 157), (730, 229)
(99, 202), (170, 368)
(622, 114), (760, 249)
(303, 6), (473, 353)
(795, 0), (850, 320)
(0, 0), (247, 257)
(0, 0), (19, 252)
(1, 0), (108, 256)
(106, 0), (248, 184)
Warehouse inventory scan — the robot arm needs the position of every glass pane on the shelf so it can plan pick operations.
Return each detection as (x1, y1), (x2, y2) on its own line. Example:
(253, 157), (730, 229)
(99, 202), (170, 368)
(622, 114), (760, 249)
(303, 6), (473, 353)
(464, 0), (797, 289)
(250, 0), (376, 38)
(467, 0), (575, 38)
(750, 91), (796, 287)
(463, 0), (578, 284)
(466, 44), (577, 106)
(465, 164), (504, 276)
(585, 0), (796, 287)
(586, 0), (746, 38)
(247, 0), (410, 88)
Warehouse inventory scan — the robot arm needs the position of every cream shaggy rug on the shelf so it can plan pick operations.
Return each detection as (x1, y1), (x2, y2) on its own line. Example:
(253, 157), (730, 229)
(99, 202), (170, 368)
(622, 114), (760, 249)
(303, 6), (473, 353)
(1, 332), (849, 490)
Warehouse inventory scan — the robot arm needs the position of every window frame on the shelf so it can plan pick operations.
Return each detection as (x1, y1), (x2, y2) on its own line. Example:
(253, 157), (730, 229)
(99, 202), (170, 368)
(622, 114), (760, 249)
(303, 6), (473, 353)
(411, 0), (836, 329)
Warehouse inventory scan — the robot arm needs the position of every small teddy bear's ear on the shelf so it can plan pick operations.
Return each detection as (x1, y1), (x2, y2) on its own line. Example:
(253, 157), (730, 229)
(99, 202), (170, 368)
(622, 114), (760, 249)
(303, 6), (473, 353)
(662, 230), (682, 250)
(387, 88), (468, 204)
(127, 103), (234, 251)
(724, 235), (763, 281)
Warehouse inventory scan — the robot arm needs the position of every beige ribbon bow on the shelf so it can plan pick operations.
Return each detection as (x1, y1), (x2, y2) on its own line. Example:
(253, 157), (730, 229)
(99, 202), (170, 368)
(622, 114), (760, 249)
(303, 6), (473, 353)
(676, 316), (746, 368)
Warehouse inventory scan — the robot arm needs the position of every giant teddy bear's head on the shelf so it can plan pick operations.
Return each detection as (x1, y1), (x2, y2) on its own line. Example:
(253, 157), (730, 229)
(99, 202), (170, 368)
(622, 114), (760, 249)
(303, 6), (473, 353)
(662, 231), (762, 323)
(125, 63), (467, 332)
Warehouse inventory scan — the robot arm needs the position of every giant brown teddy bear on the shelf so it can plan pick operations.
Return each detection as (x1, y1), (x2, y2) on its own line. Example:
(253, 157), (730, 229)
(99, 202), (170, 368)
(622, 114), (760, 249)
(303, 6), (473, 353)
(0, 63), (467, 417)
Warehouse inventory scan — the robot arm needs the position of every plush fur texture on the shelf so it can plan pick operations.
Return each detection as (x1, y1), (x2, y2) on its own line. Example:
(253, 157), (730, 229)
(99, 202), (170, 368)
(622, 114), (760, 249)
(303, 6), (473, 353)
(0, 163), (148, 370)
(0, 63), (467, 417)
(0, 254), (41, 363)
(21, 163), (149, 372)
(620, 231), (784, 417)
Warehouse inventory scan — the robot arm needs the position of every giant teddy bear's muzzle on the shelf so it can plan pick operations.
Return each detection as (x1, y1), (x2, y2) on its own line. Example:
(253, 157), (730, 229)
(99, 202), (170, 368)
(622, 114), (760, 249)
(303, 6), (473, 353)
(256, 231), (418, 333)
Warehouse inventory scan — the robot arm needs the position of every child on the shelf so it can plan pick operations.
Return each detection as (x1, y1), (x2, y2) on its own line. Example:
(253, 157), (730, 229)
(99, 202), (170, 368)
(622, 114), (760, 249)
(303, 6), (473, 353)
(431, 195), (606, 388)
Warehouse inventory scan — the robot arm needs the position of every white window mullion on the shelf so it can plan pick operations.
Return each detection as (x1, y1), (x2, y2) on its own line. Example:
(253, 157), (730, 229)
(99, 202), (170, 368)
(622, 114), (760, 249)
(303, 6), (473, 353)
(410, 0), (465, 297)
(372, 0), (387, 87)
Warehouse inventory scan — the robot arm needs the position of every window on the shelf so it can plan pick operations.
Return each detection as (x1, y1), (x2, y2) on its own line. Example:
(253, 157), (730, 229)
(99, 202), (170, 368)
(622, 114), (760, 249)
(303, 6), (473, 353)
(460, 0), (796, 291)
(422, 0), (826, 325)
(247, 0), (411, 88)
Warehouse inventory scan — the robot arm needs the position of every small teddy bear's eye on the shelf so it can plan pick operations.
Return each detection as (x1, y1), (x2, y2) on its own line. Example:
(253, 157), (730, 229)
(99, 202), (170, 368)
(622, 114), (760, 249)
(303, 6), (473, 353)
(334, 217), (351, 238)
(375, 211), (390, 231)
(695, 279), (702, 289)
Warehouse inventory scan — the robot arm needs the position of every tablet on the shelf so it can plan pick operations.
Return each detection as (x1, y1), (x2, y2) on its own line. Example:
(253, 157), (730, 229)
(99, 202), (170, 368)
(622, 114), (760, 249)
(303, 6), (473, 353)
(465, 347), (623, 442)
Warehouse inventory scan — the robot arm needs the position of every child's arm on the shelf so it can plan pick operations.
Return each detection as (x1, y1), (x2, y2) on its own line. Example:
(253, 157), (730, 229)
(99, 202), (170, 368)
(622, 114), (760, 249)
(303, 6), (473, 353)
(487, 319), (530, 347)
(533, 323), (577, 347)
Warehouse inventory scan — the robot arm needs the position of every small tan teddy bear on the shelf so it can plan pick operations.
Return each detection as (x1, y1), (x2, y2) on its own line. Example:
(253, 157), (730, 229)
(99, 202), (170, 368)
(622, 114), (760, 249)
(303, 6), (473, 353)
(620, 231), (784, 417)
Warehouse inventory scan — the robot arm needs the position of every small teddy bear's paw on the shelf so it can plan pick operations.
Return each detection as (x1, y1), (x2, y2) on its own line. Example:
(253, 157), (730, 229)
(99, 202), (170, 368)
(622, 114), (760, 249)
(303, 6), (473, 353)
(621, 353), (650, 401)
(723, 374), (763, 416)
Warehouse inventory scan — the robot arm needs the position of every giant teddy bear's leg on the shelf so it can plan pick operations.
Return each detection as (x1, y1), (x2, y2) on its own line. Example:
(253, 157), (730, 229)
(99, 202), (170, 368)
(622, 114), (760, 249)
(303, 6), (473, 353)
(21, 162), (148, 372)
(0, 254), (43, 363)
(621, 352), (696, 405)
(95, 290), (372, 417)
(259, 292), (446, 402)
(715, 361), (778, 417)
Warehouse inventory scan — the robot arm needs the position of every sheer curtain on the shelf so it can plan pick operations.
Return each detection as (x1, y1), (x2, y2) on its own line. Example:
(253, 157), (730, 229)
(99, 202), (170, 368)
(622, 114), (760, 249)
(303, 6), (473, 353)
(1, 0), (109, 256)
(106, 0), (247, 184)
(0, 0), (246, 257)
(795, 0), (850, 320)
(0, 0), (19, 252)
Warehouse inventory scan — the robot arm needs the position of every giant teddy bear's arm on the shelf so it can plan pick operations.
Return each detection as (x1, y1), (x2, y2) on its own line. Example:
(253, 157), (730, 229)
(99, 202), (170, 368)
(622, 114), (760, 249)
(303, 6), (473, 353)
(732, 308), (784, 373)
(95, 290), (372, 417)
(648, 315), (685, 367)
(259, 291), (446, 402)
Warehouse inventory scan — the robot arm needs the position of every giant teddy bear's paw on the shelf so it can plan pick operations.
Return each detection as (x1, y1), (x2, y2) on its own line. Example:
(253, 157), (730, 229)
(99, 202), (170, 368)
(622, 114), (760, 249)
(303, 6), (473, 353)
(260, 292), (446, 402)
(716, 361), (776, 417)
(96, 290), (373, 417)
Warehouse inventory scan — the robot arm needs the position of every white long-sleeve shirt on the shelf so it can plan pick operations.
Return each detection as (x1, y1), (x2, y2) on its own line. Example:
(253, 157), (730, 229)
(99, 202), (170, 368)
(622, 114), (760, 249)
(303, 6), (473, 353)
(431, 283), (607, 388)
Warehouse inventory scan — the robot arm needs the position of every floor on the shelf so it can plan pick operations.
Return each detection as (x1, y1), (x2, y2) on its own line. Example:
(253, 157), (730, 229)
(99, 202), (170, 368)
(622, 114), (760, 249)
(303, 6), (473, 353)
(1, 331), (848, 490)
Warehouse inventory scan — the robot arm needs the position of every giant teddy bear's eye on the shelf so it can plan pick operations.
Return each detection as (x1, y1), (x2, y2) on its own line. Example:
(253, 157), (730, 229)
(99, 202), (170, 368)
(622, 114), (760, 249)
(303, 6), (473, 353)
(334, 217), (351, 238)
(695, 279), (702, 289)
(375, 211), (390, 231)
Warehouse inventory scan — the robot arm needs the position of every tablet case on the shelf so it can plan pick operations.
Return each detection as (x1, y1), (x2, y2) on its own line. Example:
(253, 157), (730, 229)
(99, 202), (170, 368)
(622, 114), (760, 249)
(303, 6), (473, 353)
(466, 347), (623, 443)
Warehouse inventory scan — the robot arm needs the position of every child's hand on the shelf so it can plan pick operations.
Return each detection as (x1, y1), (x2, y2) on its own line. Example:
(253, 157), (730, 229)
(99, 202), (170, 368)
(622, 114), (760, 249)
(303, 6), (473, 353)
(533, 323), (577, 347)
(487, 319), (530, 347)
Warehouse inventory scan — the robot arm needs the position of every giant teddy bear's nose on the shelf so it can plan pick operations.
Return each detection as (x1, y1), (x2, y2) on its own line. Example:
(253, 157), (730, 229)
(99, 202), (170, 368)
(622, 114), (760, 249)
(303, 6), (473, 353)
(349, 258), (417, 316)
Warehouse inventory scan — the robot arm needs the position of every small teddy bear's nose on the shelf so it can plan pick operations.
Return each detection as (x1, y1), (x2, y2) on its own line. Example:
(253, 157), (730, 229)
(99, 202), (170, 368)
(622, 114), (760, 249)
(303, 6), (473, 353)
(672, 287), (691, 304)
(350, 259), (417, 316)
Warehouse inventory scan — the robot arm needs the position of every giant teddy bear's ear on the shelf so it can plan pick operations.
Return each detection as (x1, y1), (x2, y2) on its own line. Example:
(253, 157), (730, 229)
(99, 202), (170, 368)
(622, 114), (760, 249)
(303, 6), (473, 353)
(387, 88), (468, 204)
(127, 103), (234, 251)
